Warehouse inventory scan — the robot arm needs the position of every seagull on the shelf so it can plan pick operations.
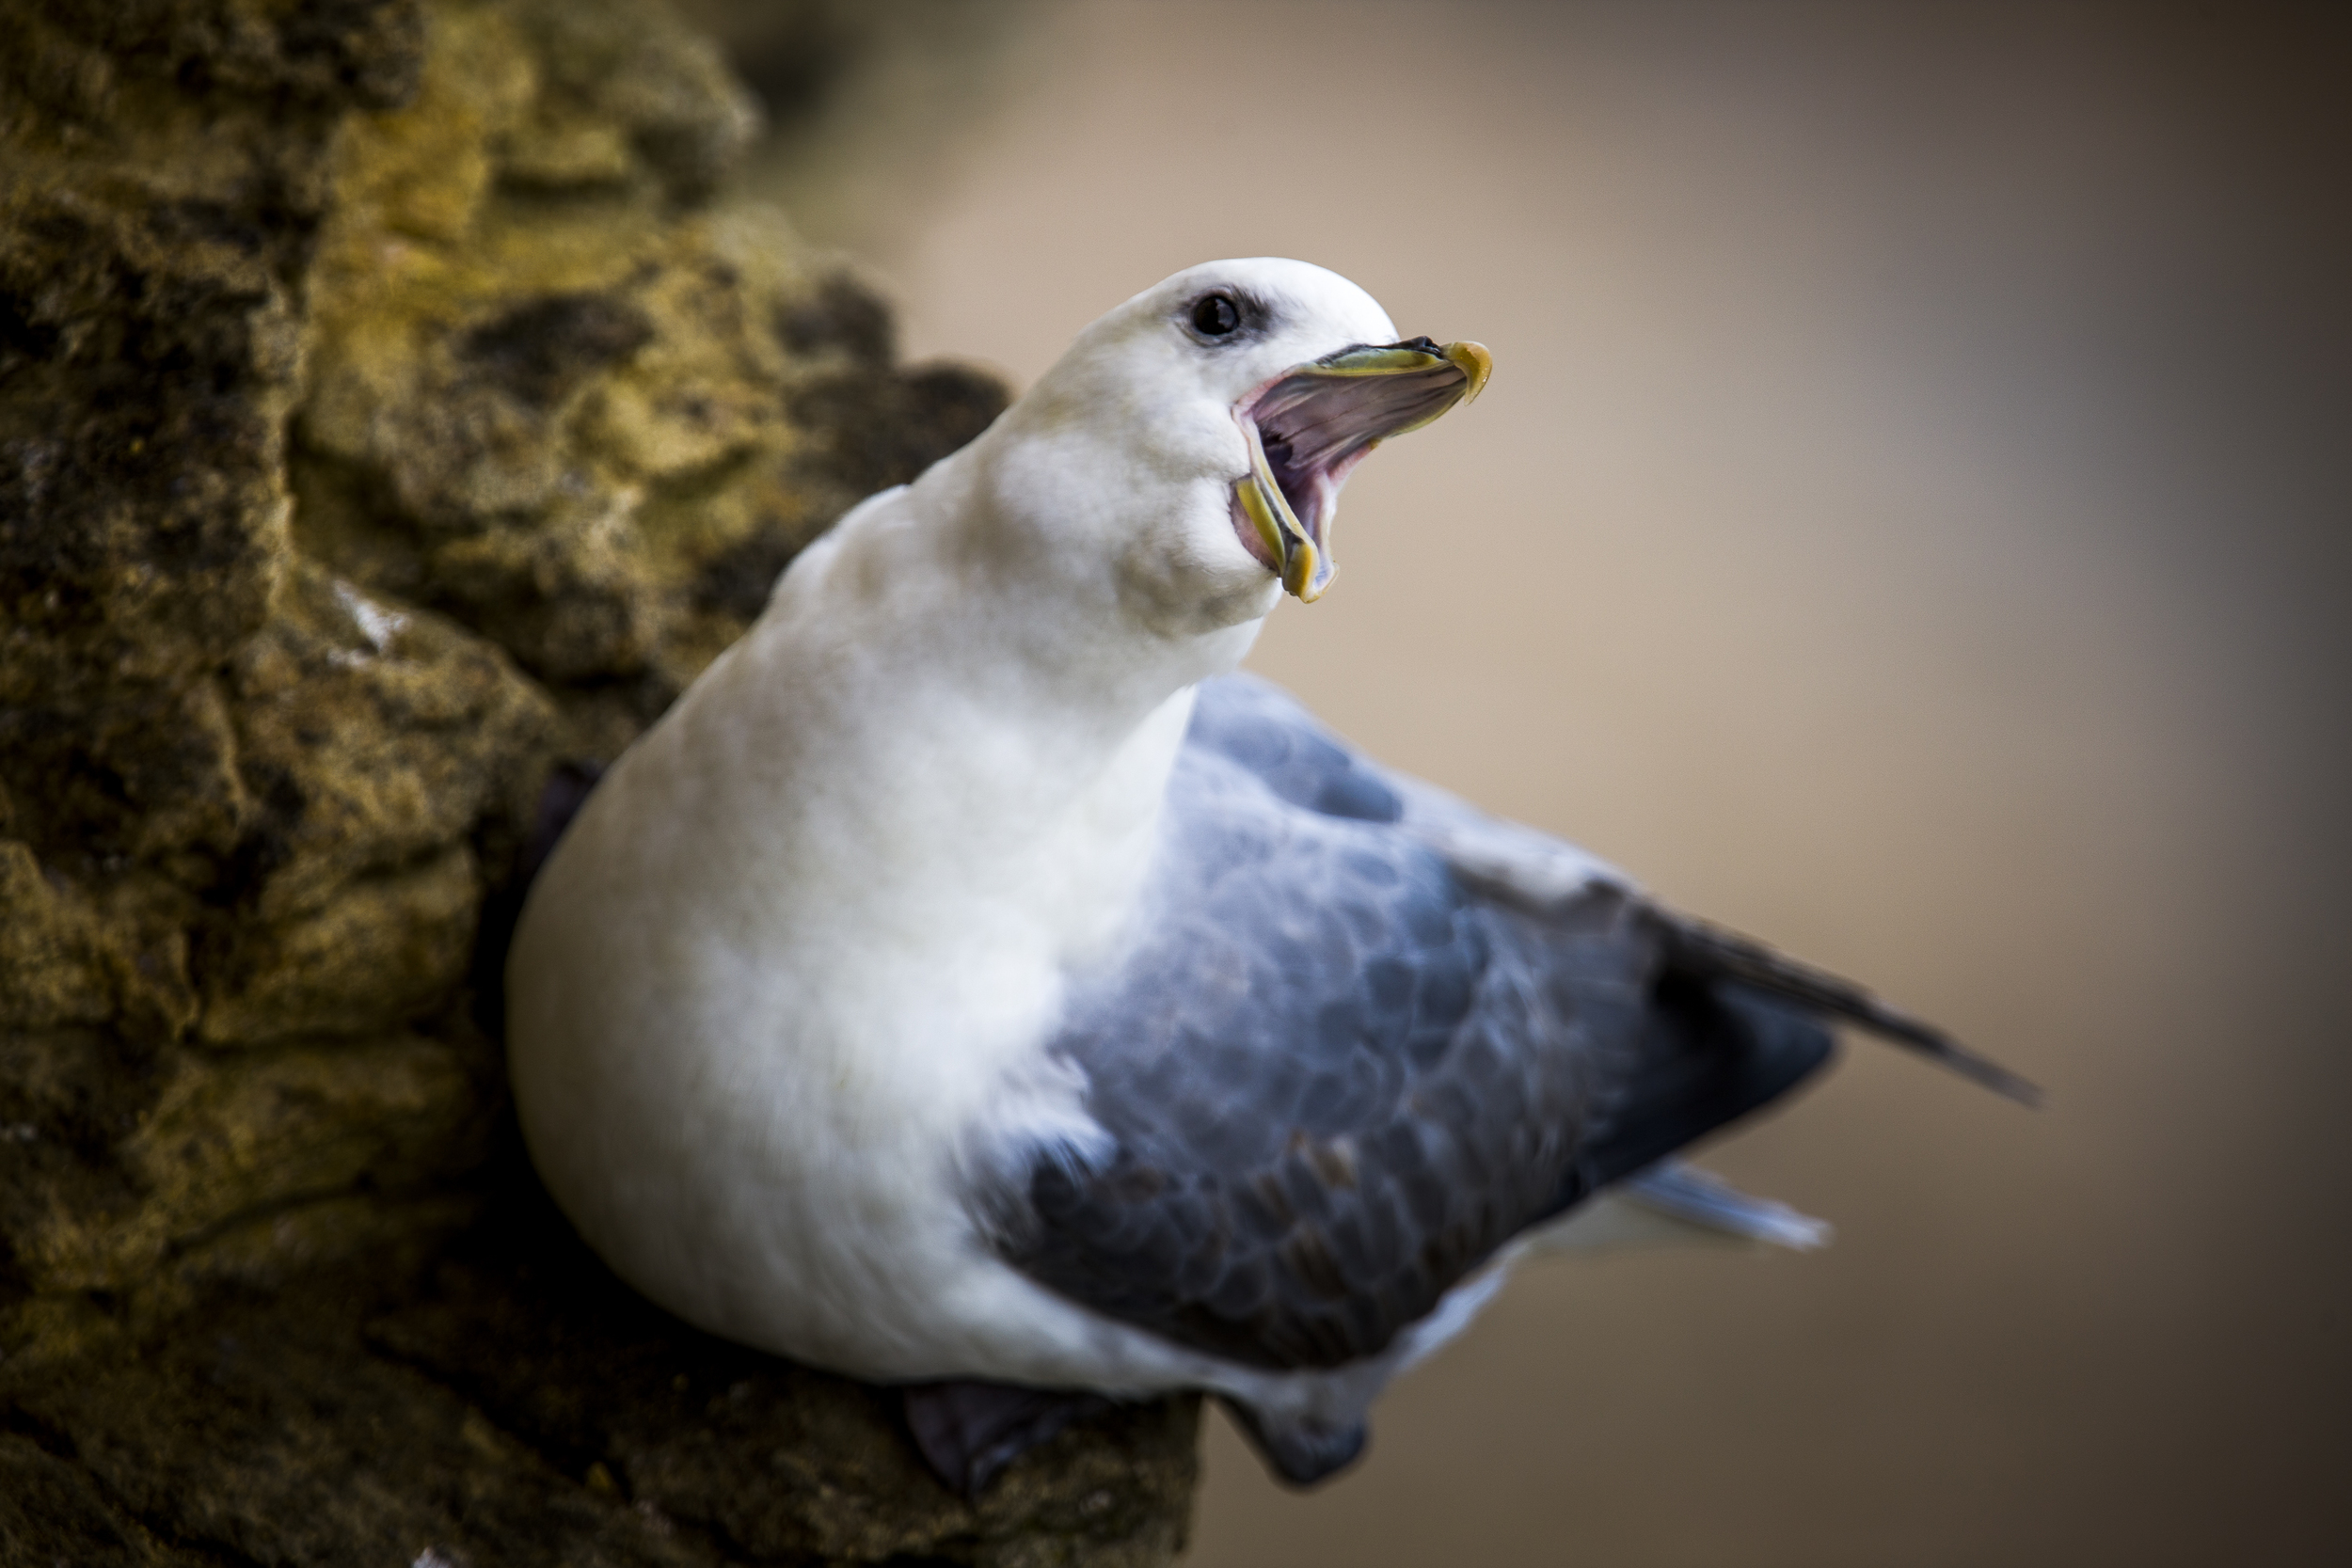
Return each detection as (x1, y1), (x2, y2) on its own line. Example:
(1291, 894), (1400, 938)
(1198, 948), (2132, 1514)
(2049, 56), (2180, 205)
(505, 257), (2033, 1497)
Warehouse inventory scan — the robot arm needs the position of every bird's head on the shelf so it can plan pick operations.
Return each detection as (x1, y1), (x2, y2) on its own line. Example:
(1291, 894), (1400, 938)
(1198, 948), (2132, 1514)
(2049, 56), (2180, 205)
(986, 259), (1489, 633)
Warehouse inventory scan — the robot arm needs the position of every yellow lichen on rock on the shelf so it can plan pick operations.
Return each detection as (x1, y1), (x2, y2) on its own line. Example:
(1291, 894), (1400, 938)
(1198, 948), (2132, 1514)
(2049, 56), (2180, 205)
(0, 847), (119, 1031)
(219, 562), (556, 928)
(2, 0), (1191, 1562)
(289, 0), (899, 754)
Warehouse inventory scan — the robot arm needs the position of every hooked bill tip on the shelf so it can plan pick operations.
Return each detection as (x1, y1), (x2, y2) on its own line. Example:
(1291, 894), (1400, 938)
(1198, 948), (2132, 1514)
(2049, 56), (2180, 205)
(1444, 341), (1494, 405)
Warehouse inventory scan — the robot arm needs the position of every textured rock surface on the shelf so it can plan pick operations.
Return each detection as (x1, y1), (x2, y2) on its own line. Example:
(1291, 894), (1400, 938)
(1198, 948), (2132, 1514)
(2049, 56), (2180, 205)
(0, 1), (1200, 1560)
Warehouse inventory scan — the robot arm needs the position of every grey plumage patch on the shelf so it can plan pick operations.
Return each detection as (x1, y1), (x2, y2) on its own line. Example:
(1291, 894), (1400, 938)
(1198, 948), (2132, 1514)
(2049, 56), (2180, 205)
(981, 674), (2032, 1485)
(1182, 676), (1404, 823)
(1001, 678), (1663, 1372)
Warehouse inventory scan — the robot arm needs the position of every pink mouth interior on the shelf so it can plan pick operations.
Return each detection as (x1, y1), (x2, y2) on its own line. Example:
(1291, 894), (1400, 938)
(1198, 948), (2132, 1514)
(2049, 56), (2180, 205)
(1237, 355), (1470, 560)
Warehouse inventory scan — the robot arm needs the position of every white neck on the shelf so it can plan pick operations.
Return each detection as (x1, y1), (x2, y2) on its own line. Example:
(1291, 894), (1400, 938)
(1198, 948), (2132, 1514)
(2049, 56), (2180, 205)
(657, 433), (1266, 956)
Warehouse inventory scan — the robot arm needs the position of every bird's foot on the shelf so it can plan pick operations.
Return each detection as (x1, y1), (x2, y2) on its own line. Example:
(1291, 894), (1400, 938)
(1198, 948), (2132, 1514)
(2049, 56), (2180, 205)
(900, 1379), (1114, 1499)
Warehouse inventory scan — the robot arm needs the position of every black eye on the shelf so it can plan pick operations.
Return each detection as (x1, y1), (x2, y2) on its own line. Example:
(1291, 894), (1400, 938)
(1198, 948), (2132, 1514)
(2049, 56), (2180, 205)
(1190, 293), (1242, 337)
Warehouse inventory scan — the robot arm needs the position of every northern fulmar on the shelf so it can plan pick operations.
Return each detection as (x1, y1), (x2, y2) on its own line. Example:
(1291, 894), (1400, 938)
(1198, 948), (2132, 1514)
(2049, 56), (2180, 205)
(505, 257), (2033, 1497)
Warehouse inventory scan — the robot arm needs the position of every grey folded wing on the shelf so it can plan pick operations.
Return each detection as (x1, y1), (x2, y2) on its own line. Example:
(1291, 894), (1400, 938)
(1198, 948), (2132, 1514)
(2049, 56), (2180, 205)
(989, 675), (1836, 1373)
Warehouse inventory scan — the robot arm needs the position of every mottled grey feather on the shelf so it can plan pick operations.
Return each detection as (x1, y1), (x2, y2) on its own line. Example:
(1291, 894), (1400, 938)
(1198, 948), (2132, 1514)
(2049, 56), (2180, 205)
(997, 675), (1830, 1373)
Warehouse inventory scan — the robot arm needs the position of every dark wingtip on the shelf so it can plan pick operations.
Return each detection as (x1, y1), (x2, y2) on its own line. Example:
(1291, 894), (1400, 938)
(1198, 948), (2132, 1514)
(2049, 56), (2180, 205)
(1816, 994), (2043, 1106)
(1660, 911), (2042, 1108)
(1878, 1019), (2045, 1107)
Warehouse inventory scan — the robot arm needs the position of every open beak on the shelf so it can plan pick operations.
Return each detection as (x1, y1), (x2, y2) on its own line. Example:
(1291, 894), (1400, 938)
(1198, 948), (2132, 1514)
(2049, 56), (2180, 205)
(1233, 337), (1492, 601)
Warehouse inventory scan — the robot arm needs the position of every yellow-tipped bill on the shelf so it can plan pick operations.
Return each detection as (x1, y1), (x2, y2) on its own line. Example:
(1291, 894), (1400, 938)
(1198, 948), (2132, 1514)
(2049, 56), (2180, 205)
(1232, 337), (1491, 602)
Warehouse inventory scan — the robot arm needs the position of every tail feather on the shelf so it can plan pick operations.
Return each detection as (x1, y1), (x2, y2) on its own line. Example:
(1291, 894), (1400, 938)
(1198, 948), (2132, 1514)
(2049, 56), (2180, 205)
(1528, 1161), (1831, 1255)
(1618, 1160), (1832, 1248)
(1661, 913), (2042, 1106)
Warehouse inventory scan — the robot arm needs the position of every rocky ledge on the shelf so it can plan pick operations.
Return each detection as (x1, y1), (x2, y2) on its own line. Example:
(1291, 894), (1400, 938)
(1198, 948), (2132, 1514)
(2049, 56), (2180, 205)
(0, 2), (1199, 1561)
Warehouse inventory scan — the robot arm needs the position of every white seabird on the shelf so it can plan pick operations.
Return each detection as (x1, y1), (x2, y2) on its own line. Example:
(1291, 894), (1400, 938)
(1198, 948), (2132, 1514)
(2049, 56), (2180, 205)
(506, 258), (2033, 1493)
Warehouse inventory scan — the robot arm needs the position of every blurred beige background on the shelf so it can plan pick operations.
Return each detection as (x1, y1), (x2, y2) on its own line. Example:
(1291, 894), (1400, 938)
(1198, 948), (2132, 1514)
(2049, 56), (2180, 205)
(693, 2), (2352, 1561)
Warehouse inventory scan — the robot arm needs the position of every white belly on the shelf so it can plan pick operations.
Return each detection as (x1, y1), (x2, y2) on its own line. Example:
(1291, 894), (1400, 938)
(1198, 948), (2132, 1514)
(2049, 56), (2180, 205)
(504, 645), (1216, 1389)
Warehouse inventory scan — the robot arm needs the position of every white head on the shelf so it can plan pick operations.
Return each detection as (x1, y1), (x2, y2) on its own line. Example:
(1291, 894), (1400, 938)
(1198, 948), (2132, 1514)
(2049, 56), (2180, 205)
(967, 259), (1488, 639)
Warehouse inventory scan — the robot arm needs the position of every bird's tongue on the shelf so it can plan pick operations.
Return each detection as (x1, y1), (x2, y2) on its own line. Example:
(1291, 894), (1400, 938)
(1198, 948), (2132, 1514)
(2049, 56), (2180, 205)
(1235, 339), (1492, 601)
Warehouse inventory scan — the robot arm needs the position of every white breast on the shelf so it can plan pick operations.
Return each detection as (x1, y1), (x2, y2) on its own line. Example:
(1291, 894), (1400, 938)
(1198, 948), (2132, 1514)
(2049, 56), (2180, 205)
(505, 470), (1246, 1386)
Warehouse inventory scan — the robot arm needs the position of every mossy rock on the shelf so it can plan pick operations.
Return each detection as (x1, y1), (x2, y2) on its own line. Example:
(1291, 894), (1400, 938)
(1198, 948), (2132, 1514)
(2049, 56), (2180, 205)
(0, 2), (1198, 1560)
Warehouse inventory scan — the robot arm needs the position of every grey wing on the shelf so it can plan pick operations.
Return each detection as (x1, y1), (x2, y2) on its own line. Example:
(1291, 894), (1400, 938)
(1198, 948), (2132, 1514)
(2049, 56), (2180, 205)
(995, 676), (1837, 1374)
(1185, 676), (2035, 1099)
